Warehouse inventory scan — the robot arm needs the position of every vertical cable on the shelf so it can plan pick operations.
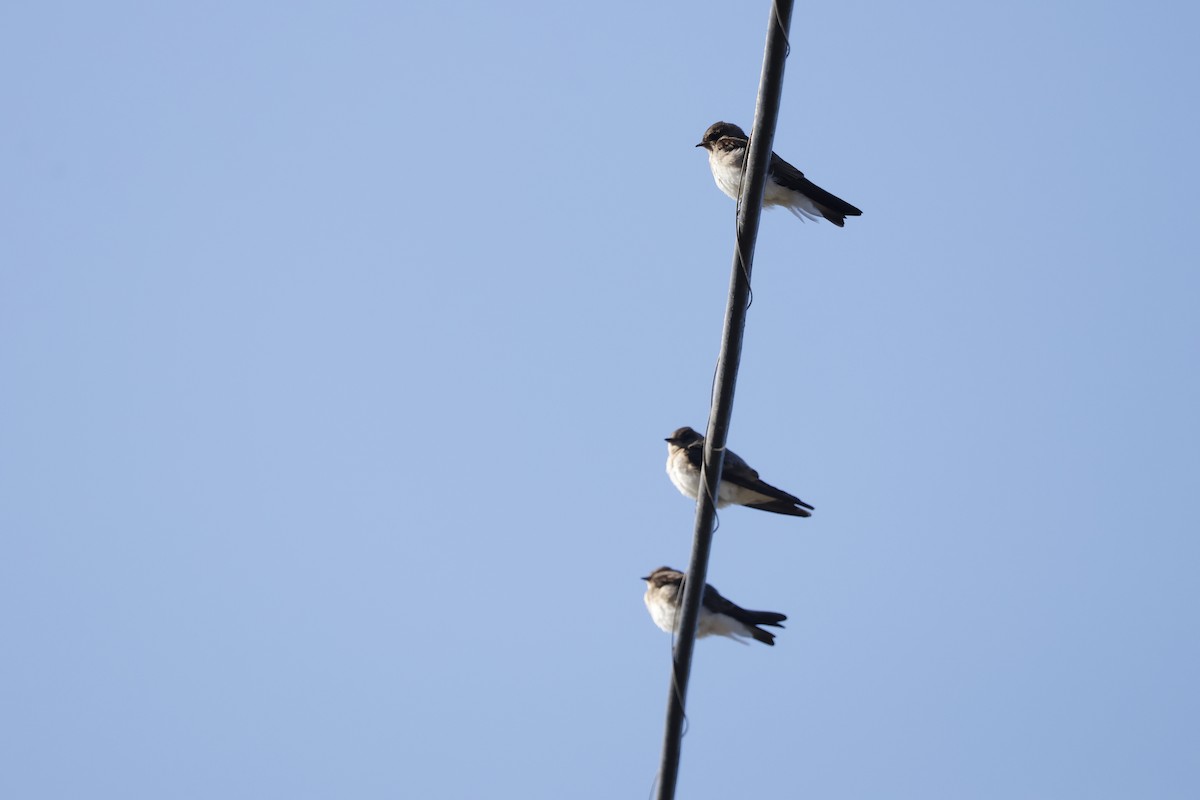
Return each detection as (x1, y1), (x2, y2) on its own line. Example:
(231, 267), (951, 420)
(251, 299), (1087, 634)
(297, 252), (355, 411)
(653, 2), (795, 798)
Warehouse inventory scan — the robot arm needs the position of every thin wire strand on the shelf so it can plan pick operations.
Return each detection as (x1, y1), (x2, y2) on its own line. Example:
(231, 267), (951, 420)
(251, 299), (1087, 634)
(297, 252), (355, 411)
(733, 160), (756, 310)
(774, 0), (791, 57)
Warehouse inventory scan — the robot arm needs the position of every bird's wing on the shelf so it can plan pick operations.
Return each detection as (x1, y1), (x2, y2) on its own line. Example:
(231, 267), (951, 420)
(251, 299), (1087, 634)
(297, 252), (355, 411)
(680, 441), (705, 470)
(770, 153), (863, 216)
(721, 452), (811, 509)
(702, 585), (787, 628)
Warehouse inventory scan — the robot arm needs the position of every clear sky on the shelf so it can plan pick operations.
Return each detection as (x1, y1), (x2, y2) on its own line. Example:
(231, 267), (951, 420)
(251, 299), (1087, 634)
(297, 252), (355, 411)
(2, 1), (1198, 798)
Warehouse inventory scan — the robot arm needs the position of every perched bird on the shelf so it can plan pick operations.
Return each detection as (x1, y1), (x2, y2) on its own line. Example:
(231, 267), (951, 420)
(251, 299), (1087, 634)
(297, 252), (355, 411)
(642, 566), (787, 646)
(696, 121), (862, 227)
(665, 426), (814, 517)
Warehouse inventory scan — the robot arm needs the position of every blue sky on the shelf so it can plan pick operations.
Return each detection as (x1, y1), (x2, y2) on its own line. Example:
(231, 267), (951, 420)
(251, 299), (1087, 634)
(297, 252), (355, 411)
(2, 1), (1198, 798)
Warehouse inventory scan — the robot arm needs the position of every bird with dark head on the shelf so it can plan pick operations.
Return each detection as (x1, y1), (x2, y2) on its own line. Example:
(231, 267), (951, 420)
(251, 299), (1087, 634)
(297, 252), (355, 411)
(664, 425), (814, 518)
(641, 566), (787, 646)
(696, 120), (862, 227)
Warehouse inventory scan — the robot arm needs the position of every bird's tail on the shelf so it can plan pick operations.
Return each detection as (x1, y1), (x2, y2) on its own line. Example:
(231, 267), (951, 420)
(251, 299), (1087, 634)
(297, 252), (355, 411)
(745, 499), (813, 517)
(743, 610), (787, 627)
(751, 628), (776, 645)
(739, 609), (787, 645)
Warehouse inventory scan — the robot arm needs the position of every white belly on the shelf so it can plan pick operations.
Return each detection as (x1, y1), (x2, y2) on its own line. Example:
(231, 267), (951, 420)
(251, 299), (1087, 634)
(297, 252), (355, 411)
(668, 456), (736, 508)
(712, 158), (743, 200)
(712, 152), (822, 221)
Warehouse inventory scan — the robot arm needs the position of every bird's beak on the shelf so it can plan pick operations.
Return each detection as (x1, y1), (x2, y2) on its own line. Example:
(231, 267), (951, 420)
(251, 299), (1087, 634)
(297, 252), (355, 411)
(664, 437), (674, 443)
(695, 142), (706, 148)
(640, 575), (651, 581)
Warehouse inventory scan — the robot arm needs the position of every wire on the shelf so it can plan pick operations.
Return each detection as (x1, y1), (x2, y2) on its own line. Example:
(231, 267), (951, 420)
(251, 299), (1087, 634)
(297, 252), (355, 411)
(652, 1), (795, 798)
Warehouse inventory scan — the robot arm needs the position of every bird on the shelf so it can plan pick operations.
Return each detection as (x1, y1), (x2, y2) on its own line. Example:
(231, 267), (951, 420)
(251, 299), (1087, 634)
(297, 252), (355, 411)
(642, 566), (787, 646)
(696, 121), (862, 227)
(665, 426), (814, 517)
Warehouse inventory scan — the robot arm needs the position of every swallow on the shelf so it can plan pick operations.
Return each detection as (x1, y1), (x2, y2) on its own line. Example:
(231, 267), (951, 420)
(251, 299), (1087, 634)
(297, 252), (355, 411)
(665, 426), (814, 517)
(642, 566), (787, 645)
(697, 121), (862, 226)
